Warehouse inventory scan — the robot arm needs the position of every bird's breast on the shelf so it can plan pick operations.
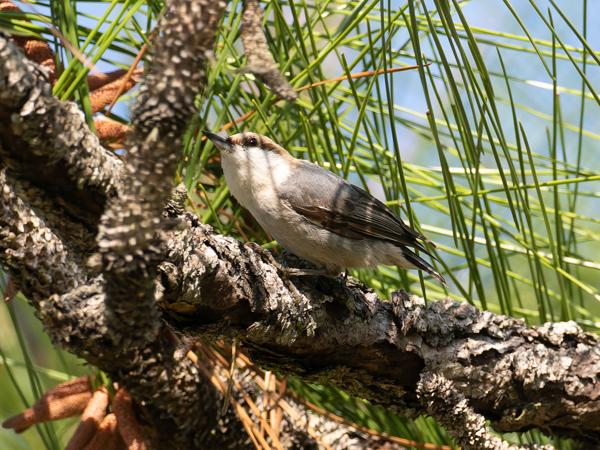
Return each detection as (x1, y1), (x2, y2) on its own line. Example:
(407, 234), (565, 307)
(221, 149), (293, 221)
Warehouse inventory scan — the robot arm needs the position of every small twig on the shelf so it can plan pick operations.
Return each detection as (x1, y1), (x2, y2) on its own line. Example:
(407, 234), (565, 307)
(298, 64), (430, 91)
(231, 346), (453, 450)
(240, 0), (297, 101)
(210, 64), (427, 135)
(90, 68), (143, 113)
(289, 391), (453, 450)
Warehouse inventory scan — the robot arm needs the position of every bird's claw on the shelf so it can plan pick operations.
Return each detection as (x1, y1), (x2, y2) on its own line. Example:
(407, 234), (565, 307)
(244, 242), (306, 302)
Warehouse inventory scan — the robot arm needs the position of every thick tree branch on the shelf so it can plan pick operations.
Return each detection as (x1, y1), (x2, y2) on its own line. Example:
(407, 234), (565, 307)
(0, 3), (250, 448)
(86, 1), (248, 447)
(94, 0), (228, 348)
(0, 170), (87, 299)
(159, 220), (600, 445)
(0, 33), (121, 226)
(417, 373), (552, 450)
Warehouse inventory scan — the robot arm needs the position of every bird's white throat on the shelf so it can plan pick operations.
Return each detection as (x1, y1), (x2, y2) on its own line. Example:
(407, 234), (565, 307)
(221, 147), (292, 214)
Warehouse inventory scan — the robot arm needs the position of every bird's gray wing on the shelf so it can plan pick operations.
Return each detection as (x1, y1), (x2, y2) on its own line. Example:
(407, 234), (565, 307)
(280, 161), (431, 252)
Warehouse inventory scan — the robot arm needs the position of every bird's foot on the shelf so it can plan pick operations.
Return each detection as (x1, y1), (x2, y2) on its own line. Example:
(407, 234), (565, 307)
(245, 242), (288, 274)
(245, 242), (332, 278)
(245, 242), (308, 303)
(282, 267), (333, 277)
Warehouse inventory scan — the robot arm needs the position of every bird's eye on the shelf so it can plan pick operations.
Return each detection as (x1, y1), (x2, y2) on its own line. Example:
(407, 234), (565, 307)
(245, 137), (258, 147)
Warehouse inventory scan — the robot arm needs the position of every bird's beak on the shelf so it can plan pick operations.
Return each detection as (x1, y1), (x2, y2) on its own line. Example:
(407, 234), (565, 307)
(203, 130), (232, 152)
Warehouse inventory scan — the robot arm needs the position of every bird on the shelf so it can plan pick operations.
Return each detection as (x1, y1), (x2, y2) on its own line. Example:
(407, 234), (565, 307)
(204, 130), (445, 284)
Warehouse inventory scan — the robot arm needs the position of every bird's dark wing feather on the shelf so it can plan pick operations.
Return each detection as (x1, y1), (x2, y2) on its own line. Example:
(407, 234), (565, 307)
(281, 161), (431, 253)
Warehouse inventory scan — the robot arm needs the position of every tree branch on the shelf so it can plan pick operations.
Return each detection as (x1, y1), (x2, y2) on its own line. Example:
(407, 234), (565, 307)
(0, 170), (86, 299)
(160, 219), (600, 445)
(94, 0), (228, 348)
(241, 0), (297, 101)
(0, 32), (121, 226)
(1, 2), (250, 448)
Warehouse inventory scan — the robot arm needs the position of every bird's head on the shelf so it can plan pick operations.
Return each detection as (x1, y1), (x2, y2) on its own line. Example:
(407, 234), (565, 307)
(203, 131), (291, 159)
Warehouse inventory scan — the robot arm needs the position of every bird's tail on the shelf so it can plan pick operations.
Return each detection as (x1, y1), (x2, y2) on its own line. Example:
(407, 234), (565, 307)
(401, 248), (446, 285)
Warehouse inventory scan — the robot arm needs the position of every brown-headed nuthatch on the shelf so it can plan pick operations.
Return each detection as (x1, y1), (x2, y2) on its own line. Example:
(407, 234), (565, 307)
(204, 131), (445, 284)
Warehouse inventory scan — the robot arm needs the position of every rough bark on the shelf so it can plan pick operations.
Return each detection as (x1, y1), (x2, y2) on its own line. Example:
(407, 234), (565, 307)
(161, 220), (600, 445)
(0, 1), (251, 447)
(240, 0), (297, 101)
(0, 35), (120, 225)
(0, 1), (599, 449)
